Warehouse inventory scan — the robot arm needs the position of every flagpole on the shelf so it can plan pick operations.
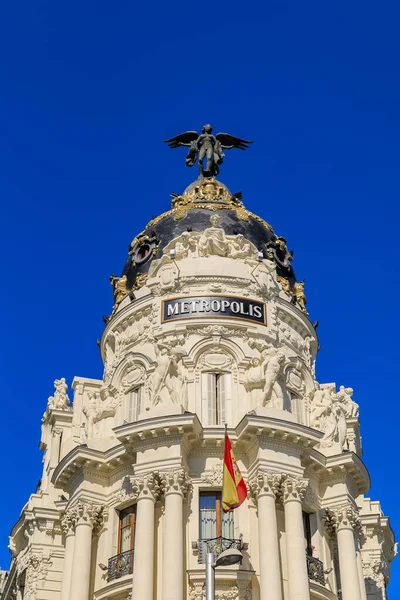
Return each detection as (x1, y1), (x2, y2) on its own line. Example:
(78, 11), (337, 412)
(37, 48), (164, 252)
(221, 423), (227, 514)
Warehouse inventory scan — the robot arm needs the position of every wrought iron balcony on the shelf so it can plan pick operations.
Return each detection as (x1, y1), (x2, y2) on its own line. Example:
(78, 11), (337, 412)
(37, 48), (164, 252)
(306, 554), (325, 585)
(107, 549), (134, 581)
(198, 536), (243, 563)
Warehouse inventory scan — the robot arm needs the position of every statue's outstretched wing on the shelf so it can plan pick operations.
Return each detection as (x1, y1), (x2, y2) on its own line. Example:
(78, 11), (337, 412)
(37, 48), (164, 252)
(215, 132), (253, 150)
(164, 131), (199, 148)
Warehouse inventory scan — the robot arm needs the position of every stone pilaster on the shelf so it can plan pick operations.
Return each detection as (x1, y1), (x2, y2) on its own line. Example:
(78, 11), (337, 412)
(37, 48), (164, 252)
(249, 471), (283, 600)
(131, 473), (160, 600)
(324, 505), (362, 600)
(282, 476), (310, 600)
(160, 469), (191, 600)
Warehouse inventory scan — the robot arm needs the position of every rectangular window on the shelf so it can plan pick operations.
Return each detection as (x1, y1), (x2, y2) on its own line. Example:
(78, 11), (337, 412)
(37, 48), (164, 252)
(118, 506), (136, 553)
(199, 491), (234, 541)
(126, 387), (142, 423)
(201, 373), (231, 426)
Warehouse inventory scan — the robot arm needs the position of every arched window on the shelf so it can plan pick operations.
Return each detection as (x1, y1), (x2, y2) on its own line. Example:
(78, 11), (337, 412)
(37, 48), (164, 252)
(201, 373), (231, 426)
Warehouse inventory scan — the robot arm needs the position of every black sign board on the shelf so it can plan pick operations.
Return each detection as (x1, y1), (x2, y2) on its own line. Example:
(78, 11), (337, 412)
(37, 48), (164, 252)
(162, 296), (266, 325)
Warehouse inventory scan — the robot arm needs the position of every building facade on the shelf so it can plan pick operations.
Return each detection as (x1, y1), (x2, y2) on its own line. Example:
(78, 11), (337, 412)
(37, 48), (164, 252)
(1, 176), (395, 600)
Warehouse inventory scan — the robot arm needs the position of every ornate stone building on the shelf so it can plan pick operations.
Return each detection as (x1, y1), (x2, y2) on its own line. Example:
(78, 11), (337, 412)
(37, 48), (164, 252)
(1, 176), (396, 600)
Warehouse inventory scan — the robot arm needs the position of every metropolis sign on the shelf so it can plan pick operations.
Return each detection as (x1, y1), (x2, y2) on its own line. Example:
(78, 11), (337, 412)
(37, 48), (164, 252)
(162, 296), (266, 325)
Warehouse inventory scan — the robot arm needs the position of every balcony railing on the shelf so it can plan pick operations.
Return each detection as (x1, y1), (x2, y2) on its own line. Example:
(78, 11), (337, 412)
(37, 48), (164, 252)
(306, 554), (325, 585)
(107, 549), (134, 582)
(198, 536), (243, 563)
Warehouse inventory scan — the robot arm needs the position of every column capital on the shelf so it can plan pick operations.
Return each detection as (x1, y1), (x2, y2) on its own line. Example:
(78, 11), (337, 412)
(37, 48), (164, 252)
(324, 504), (361, 536)
(52, 427), (63, 437)
(282, 475), (308, 503)
(68, 501), (107, 531)
(61, 510), (76, 536)
(131, 473), (160, 502)
(160, 468), (191, 498)
(249, 471), (283, 502)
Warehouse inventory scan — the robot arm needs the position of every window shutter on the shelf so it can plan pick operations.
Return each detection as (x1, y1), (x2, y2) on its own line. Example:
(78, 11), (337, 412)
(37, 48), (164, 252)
(126, 387), (142, 423)
(202, 373), (217, 426)
(217, 374), (226, 425)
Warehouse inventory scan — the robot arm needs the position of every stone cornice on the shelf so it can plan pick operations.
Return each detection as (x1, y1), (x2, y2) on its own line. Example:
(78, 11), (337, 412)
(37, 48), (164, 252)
(113, 412), (203, 447)
(51, 443), (131, 488)
(302, 449), (370, 495)
(236, 413), (323, 451)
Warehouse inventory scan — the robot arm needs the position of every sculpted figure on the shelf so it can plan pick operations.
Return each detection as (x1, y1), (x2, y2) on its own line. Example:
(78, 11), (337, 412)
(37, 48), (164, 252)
(47, 378), (70, 410)
(174, 232), (190, 260)
(110, 274), (128, 311)
(311, 384), (347, 450)
(245, 357), (265, 407)
(165, 124), (252, 177)
(151, 344), (187, 407)
(198, 214), (229, 257)
(294, 281), (308, 314)
(83, 391), (101, 439)
(310, 384), (332, 430)
(188, 236), (199, 258)
(336, 385), (359, 418)
(229, 234), (252, 259)
(261, 350), (286, 409)
(166, 351), (188, 408)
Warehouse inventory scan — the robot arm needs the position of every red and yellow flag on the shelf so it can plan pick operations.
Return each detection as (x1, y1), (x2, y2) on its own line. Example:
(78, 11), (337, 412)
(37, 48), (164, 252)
(222, 432), (247, 512)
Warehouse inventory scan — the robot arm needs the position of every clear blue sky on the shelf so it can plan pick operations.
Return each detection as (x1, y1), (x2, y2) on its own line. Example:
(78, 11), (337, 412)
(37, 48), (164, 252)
(1, 0), (399, 591)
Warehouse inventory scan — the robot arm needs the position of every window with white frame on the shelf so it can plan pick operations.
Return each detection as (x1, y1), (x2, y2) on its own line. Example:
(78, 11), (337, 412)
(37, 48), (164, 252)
(126, 386), (143, 423)
(201, 372), (231, 426)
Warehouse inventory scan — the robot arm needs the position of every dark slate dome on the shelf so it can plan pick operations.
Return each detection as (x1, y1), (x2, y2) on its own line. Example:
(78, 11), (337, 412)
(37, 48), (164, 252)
(121, 177), (297, 290)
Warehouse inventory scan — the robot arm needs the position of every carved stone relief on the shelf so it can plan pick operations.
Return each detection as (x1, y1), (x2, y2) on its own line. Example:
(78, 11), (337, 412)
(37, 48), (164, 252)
(150, 343), (188, 409)
(201, 464), (223, 487)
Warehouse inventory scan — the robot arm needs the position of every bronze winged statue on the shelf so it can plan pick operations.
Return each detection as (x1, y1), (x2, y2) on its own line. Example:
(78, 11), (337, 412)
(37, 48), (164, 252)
(164, 124), (252, 177)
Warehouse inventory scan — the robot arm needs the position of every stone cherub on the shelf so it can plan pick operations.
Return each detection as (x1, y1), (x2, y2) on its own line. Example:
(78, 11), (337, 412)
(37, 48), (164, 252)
(165, 124), (252, 176)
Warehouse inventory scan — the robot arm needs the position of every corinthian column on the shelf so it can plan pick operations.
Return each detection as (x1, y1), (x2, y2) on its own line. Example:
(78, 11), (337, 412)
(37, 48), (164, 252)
(160, 469), (191, 600)
(131, 474), (160, 600)
(60, 510), (76, 600)
(282, 477), (309, 600)
(69, 501), (104, 600)
(325, 505), (362, 600)
(249, 472), (283, 600)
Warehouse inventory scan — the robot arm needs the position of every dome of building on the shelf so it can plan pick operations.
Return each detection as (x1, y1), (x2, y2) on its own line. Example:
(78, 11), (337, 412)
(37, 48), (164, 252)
(116, 177), (298, 312)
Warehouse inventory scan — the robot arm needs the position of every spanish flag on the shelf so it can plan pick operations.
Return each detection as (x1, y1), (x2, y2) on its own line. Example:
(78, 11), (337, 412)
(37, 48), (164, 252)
(222, 432), (247, 512)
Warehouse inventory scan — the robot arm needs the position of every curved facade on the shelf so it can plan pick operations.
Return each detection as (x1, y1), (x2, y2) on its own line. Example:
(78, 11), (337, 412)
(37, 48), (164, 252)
(1, 177), (395, 600)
